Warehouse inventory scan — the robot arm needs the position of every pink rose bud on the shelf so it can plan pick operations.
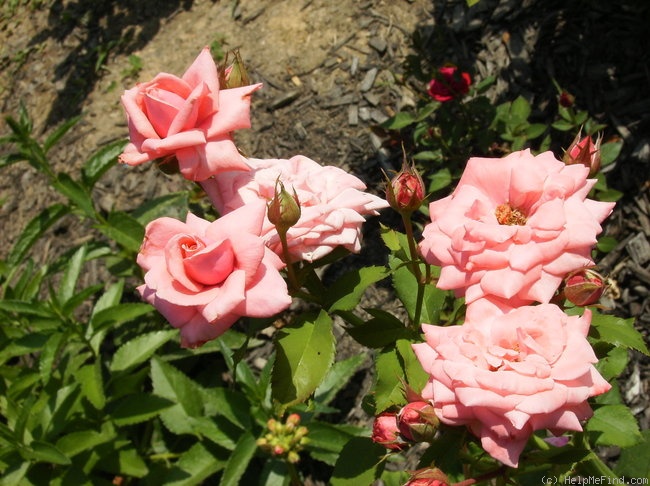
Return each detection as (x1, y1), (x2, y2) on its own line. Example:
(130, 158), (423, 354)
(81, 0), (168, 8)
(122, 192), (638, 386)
(267, 179), (301, 233)
(427, 65), (471, 102)
(558, 90), (575, 108)
(220, 49), (251, 89)
(386, 160), (426, 214)
(397, 401), (439, 442)
(563, 268), (606, 306)
(371, 412), (406, 451)
(405, 467), (449, 486)
(563, 130), (602, 176)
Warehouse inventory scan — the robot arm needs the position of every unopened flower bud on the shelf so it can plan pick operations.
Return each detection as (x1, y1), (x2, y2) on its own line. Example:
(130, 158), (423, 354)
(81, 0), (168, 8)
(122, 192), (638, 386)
(558, 90), (575, 108)
(273, 445), (285, 456)
(267, 179), (301, 233)
(397, 401), (439, 442)
(386, 160), (426, 214)
(286, 413), (301, 429)
(563, 268), (606, 306)
(371, 412), (407, 451)
(563, 130), (602, 176)
(405, 467), (449, 486)
(219, 49), (251, 89)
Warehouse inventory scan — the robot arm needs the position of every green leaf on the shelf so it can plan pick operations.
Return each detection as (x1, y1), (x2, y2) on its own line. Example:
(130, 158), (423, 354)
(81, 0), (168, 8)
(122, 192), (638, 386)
(600, 140), (623, 167)
(131, 191), (189, 225)
(110, 329), (177, 372)
(305, 421), (366, 466)
(552, 120), (575, 131)
(594, 345), (628, 381)
(272, 310), (336, 406)
(590, 313), (649, 355)
(151, 357), (205, 435)
(596, 235), (618, 253)
(315, 354), (367, 407)
(325, 266), (388, 312)
(586, 405), (642, 447)
(38, 331), (65, 383)
(112, 393), (175, 426)
(346, 309), (410, 348)
(0, 299), (56, 318)
(89, 303), (154, 333)
(525, 123), (547, 139)
(219, 431), (257, 486)
(374, 346), (405, 413)
(396, 338), (429, 392)
(44, 116), (80, 153)
(52, 173), (95, 217)
(466, 0), (481, 6)
(510, 96), (531, 122)
(57, 244), (87, 304)
(95, 211), (145, 253)
(427, 168), (452, 193)
(7, 203), (67, 265)
(200, 387), (252, 430)
(330, 437), (385, 485)
(55, 425), (115, 458)
(380, 111), (415, 130)
(164, 442), (226, 486)
(23, 440), (71, 465)
(615, 429), (650, 479)
(78, 361), (106, 409)
(81, 139), (126, 188)
(259, 459), (291, 486)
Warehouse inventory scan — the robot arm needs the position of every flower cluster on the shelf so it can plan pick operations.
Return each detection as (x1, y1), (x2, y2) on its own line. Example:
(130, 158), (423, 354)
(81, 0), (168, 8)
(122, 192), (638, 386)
(121, 48), (387, 347)
(413, 149), (614, 467)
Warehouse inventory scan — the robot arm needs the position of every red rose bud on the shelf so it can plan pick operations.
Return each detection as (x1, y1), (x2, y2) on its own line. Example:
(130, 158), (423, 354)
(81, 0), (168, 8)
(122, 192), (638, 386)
(558, 90), (575, 108)
(267, 179), (301, 233)
(386, 160), (426, 214)
(371, 412), (407, 451)
(427, 65), (471, 102)
(397, 401), (439, 442)
(563, 130), (602, 176)
(564, 268), (606, 306)
(219, 49), (251, 89)
(405, 467), (449, 486)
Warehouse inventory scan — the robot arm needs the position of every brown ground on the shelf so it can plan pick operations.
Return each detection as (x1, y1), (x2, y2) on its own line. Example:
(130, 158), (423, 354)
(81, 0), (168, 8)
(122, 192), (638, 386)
(1, 0), (649, 470)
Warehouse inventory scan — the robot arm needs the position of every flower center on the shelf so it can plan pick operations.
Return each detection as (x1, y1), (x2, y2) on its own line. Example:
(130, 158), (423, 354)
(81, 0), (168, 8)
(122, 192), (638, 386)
(495, 203), (527, 226)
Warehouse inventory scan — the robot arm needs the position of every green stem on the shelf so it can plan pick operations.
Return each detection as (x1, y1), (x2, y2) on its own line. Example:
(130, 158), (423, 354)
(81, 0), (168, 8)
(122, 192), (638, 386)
(287, 461), (302, 486)
(402, 212), (425, 328)
(575, 432), (618, 478)
(277, 229), (300, 292)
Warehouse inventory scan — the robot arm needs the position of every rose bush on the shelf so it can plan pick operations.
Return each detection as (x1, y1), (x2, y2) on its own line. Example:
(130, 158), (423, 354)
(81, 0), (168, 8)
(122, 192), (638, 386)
(412, 303), (611, 468)
(418, 149), (615, 306)
(136, 200), (291, 348)
(201, 154), (388, 262)
(119, 46), (261, 181)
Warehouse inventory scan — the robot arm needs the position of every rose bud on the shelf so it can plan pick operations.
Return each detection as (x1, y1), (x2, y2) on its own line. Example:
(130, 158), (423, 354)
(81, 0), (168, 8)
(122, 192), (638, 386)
(267, 179), (301, 233)
(558, 90), (575, 108)
(405, 467), (449, 486)
(219, 49), (251, 89)
(563, 130), (602, 176)
(397, 401), (439, 443)
(563, 268), (606, 306)
(385, 160), (426, 214)
(371, 412), (407, 451)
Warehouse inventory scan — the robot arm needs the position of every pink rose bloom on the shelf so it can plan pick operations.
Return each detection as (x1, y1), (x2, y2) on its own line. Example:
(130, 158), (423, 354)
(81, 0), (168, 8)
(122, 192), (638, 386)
(136, 200), (291, 348)
(418, 149), (614, 305)
(201, 155), (388, 262)
(119, 47), (262, 181)
(412, 304), (611, 467)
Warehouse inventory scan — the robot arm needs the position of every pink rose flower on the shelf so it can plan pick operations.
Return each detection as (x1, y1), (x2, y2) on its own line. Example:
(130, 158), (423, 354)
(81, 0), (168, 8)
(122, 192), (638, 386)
(412, 304), (611, 468)
(136, 200), (291, 348)
(418, 149), (614, 305)
(427, 66), (471, 102)
(201, 155), (388, 262)
(119, 47), (262, 181)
